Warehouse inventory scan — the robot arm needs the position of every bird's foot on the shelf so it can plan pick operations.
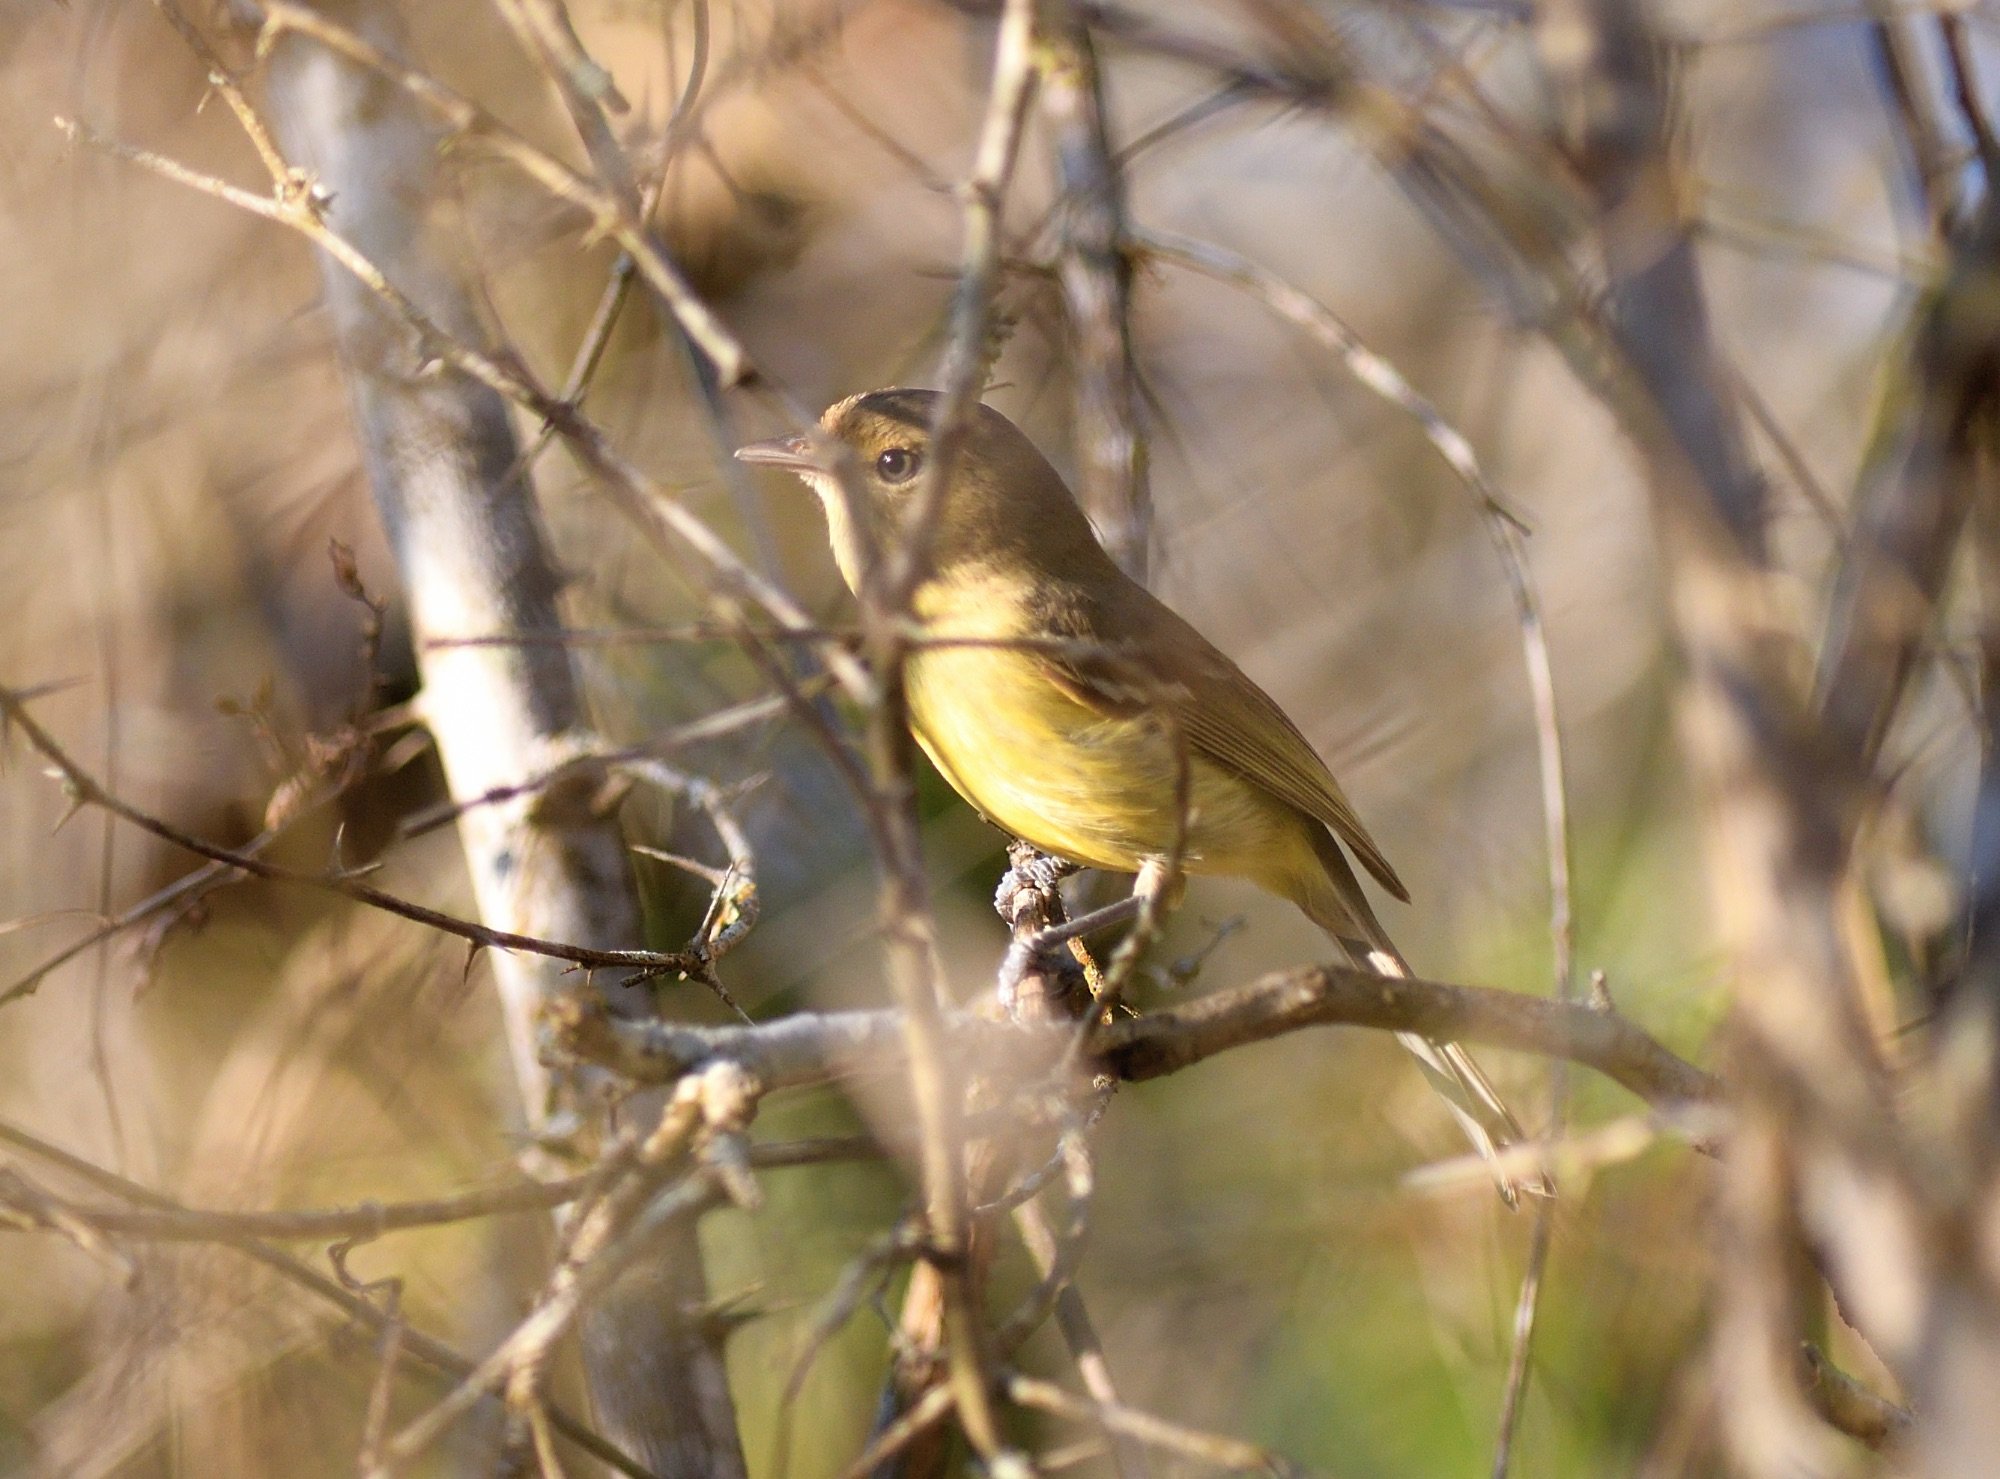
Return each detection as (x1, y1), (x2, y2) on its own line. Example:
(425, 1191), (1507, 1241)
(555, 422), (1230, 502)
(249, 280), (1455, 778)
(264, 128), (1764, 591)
(995, 844), (1091, 1023)
(993, 842), (1078, 928)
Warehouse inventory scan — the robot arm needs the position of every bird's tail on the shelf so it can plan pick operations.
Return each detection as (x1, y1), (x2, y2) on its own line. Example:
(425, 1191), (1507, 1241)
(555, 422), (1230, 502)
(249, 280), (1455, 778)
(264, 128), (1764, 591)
(1360, 944), (1554, 1208)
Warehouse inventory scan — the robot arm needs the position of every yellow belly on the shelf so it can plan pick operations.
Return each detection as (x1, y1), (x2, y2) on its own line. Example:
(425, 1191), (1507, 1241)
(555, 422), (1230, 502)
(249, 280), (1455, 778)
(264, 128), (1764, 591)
(905, 639), (1312, 887)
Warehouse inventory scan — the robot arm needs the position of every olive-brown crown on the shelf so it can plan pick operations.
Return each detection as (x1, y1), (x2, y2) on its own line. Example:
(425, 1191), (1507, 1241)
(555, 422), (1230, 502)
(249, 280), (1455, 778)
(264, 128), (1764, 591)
(818, 388), (1112, 578)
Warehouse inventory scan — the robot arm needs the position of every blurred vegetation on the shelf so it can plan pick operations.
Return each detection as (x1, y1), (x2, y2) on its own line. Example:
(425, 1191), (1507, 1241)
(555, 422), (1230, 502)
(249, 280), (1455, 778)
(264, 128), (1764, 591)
(0, 0), (1964, 1474)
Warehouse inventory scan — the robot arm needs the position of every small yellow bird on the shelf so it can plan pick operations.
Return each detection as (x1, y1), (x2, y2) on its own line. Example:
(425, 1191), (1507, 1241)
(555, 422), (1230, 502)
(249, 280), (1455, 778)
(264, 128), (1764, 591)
(739, 388), (1535, 1199)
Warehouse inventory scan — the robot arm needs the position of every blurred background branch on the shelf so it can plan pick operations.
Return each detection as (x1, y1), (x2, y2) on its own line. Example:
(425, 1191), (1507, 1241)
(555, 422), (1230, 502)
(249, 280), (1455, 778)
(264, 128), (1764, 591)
(11, 0), (2000, 1475)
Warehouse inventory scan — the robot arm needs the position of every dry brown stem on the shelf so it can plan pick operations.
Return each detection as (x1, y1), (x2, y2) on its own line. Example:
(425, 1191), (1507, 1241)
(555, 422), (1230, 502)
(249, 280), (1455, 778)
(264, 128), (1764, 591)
(559, 959), (1713, 1109)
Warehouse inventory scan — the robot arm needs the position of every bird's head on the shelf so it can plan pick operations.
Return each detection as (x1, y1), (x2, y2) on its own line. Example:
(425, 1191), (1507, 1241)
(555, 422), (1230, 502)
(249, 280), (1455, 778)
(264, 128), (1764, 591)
(735, 387), (1102, 594)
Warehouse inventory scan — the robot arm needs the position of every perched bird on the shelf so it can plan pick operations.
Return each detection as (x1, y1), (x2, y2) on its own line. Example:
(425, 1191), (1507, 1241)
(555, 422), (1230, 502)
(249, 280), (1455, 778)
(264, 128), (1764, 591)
(738, 387), (1536, 1199)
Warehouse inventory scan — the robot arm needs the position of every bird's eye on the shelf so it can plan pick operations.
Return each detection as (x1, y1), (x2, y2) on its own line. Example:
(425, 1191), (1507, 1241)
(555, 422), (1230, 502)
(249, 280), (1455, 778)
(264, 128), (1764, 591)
(875, 447), (921, 485)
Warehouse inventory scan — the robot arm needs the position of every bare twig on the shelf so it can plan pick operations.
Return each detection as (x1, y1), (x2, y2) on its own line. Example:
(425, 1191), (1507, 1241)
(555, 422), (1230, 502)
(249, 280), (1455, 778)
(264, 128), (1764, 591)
(1006, 1373), (1307, 1475)
(1133, 228), (1533, 534)
(495, 0), (788, 597)
(985, 847), (1146, 1478)
(771, 1225), (924, 1479)
(1081, 0), (1584, 321)
(1039, 5), (1151, 576)
(1010, 1194), (1149, 1479)
(0, 842), (263, 1007)
(0, 1163), (587, 1242)
(1941, 14), (2000, 186)
(834, 1385), (956, 1479)
(0, 1116), (655, 1479)
(253, 1), (744, 382)
(1815, 189), (2000, 769)
(1800, 1343), (1915, 1450)
(1124, 239), (1580, 1453)
(0, 683), (708, 981)
(0, 1128), (865, 1245)
(367, 1162), (718, 1472)
(58, 56), (871, 707)
(355, 1276), (406, 1476)
(1492, 1177), (1557, 1475)
(1870, 5), (1964, 229)
(562, 959), (1715, 1109)
(1535, 3), (1960, 1472)
(993, 1134), (1093, 1354)
(372, 1064), (755, 1474)
(885, 0), (1039, 610)
(852, 2), (1042, 1465)
(392, 690), (791, 841)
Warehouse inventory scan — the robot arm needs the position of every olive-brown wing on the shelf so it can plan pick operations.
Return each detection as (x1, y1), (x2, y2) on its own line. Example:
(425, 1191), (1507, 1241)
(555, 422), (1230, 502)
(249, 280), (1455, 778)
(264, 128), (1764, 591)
(1036, 579), (1409, 903)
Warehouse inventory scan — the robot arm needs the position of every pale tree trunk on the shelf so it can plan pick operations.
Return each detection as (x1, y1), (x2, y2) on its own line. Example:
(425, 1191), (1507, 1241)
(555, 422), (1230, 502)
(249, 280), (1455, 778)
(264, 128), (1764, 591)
(259, 10), (745, 1475)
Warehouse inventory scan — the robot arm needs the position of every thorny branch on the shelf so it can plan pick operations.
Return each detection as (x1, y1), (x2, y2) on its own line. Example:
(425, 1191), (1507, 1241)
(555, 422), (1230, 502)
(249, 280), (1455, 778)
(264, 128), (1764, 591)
(0, 683), (743, 989)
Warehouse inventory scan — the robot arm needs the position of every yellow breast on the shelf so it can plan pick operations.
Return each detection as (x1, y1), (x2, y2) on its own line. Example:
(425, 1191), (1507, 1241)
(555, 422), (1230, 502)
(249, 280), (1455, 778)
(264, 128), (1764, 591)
(904, 568), (1313, 884)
